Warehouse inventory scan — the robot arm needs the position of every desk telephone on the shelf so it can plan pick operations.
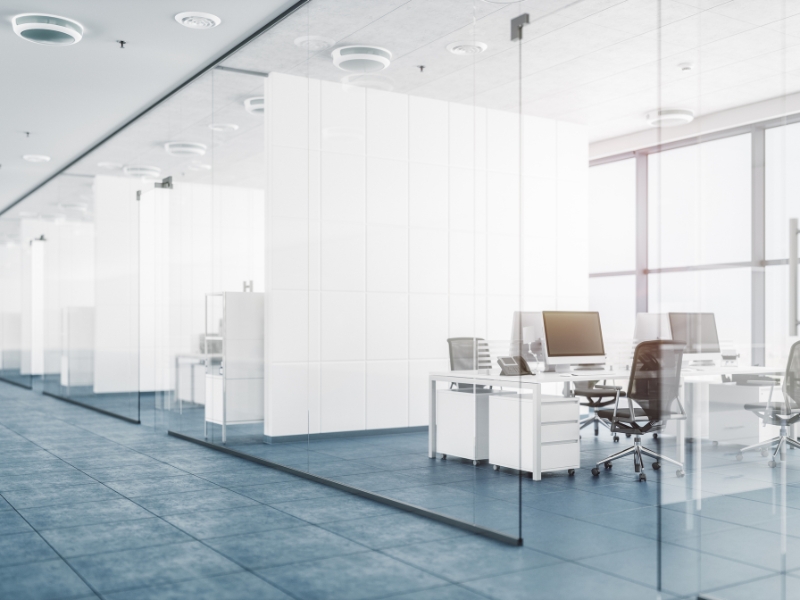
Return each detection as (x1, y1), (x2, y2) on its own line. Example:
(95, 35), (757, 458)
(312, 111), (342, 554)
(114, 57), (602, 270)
(497, 356), (533, 377)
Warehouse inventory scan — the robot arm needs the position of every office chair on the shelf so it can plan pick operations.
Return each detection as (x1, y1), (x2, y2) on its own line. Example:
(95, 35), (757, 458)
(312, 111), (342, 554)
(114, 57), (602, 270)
(591, 340), (686, 481)
(446, 337), (492, 391)
(574, 381), (624, 440)
(736, 340), (800, 467)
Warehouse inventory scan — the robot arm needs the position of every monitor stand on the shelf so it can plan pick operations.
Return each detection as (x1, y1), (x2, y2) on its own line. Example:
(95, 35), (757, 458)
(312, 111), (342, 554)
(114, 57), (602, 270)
(688, 359), (716, 367)
(573, 363), (606, 371)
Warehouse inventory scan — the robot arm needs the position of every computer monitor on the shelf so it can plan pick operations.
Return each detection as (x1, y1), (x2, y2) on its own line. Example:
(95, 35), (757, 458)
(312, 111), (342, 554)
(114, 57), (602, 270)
(541, 311), (606, 371)
(633, 313), (672, 343)
(668, 312), (721, 366)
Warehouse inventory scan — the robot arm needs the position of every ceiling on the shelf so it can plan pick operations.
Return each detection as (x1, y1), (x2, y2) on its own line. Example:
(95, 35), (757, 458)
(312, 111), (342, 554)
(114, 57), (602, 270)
(8, 0), (800, 224)
(0, 0), (298, 211)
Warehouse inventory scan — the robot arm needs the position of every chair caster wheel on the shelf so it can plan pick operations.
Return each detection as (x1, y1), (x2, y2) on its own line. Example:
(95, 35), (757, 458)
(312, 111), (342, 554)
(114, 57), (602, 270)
(591, 467), (600, 476)
(639, 473), (647, 482)
(604, 461), (612, 469)
(712, 441), (719, 447)
(736, 453), (743, 461)
(768, 460), (777, 468)
(653, 433), (658, 440)
(676, 470), (685, 478)
(441, 454), (446, 460)
(652, 462), (660, 470)
(761, 449), (768, 457)
(613, 436), (619, 443)
(493, 465), (499, 471)
(568, 469), (575, 476)
(626, 433), (631, 438)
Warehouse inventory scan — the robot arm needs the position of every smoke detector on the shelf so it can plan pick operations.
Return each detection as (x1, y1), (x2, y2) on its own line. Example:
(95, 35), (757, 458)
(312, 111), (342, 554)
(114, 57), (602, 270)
(97, 161), (122, 170)
(294, 35), (334, 52)
(23, 154), (50, 163)
(12, 14), (84, 45)
(244, 97), (265, 114)
(208, 123), (239, 132)
(123, 165), (161, 178)
(447, 41), (487, 56)
(164, 141), (207, 156)
(332, 46), (392, 73)
(175, 12), (221, 29)
(646, 109), (694, 127)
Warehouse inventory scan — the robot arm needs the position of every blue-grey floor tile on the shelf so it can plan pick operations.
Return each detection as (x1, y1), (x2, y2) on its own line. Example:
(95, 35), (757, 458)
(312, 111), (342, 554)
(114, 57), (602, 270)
(40, 518), (191, 558)
(162, 505), (304, 540)
(194, 467), (298, 489)
(380, 484), (484, 510)
(131, 488), (260, 517)
(383, 536), (561, 583)
(68, 541), (242, 594)
(3, 482), (122, 510)
(80, 463), (187, 483)
(320, 512), (467, 549)
(0, 558), (94, 599)
(0, 496), (12, 511)
(270, 494), (396, 524)
(20, 498), (153, 530)
(524, 487), (648, 517)
(0, 531), (58, 566)
(205, 525), (367, 570)
(662, 494), (800, 528)
(709, 573), (800, 599)
(104, 475), (221, 498)
(328, 471), (417, 492)
(580, 504), (739, 541)
(0, 469), (97, 492)
(102, 572), (291, 600)
(0, 460), (73, 478)
(259, 551), (446, 600)
(384, 585), (490, 600)
(0, 510), (33, 535)
(463, 561), (676, 600)
(235, 480), (346, 505)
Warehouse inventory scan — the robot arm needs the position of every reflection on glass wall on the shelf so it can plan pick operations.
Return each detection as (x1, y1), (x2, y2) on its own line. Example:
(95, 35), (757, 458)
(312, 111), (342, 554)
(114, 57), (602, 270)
(4, 0), (800, 593)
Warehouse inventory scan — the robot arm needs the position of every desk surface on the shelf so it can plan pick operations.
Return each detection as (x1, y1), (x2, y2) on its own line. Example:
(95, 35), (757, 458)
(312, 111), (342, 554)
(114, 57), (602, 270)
(431, 364), (781, 385)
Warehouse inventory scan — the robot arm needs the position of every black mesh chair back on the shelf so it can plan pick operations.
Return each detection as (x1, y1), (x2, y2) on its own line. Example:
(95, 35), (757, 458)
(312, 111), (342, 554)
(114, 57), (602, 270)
(447, 337), (491, 391)
(626, 340), (685, 422)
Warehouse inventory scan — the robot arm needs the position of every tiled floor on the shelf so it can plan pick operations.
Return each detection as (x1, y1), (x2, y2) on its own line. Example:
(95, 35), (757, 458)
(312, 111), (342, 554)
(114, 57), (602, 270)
(3, 380), (800, 599)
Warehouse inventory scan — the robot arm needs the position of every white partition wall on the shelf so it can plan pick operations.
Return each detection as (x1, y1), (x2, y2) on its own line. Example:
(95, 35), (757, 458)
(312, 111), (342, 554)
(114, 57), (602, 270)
(264, 72), (589, 439)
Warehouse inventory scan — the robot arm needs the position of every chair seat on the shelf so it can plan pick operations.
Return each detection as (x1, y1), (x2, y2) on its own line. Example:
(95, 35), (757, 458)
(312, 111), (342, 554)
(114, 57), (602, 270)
(744, 404), (800, 425)
(596, 408), (645, 421)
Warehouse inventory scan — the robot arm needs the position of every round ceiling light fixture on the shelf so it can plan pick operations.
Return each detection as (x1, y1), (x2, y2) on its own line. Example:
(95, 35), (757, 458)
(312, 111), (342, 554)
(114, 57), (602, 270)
(23, 154), (50, 163)
(123, 165), (161, 178)
(332, 46), (392, 73)
(97, 161), (122, 170)
(174, 12), (221, 29)
(678, 62), (694, 72)
(208, 123), (239, 132)
(294, 35), (334, 52)
(447, 41), (488, 56)
(12, 13), (84, 45)
(164, 141), (207, 156)
(244, 97), (265, 114)
(646, 109), (695, 127)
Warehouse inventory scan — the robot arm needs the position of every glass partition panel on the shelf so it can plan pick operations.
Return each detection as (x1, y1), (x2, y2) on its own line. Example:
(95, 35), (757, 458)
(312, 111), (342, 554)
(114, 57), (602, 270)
(0, 214), (29, 389)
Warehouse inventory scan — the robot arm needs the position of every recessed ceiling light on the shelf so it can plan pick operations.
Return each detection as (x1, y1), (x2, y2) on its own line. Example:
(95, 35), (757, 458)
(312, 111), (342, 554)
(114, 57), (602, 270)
(123, 165), (161, 178)
(23, 154), (50, 163)
(294, 35), (334, 52)
(12, 13), (84, 45)
(244, 97), (265, 114)
(174, 12), (221, 29)
(187, 162), (212, 172)
(208, 123), (239, 132)
(678, 62), (694, 72)
(447, 41), (487, 56)
(164, 141), (207, 156)
(646, 109), (694, 127)
(97, 161), (122, 170)
(332, 46), (392, 73)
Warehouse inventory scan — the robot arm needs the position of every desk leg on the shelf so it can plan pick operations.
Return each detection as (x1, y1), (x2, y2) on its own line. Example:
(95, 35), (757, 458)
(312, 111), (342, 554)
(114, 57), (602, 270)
(428, 379), (437, 459)
(677, 419), (685, 468)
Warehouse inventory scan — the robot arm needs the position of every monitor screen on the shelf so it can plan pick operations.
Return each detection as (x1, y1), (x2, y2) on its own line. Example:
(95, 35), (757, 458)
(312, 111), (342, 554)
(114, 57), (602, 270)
(668, 313), (720, 354)
(542, 311), (605, 358)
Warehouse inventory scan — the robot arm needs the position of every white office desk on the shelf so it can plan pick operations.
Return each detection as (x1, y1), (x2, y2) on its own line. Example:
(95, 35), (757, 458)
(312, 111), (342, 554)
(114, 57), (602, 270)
(428, 364), (781, 480)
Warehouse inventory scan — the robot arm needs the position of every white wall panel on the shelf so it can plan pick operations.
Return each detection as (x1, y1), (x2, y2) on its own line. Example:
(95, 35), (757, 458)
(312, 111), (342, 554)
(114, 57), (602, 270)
(320, 220), (365, 292)
(409, 228), (448, 294)
(367, 89), (408, 161)
(366, 292), (408, 360)
(409, 96), (448, 165)
(366, 158), (408, 226)
(321, 152), (366, 223)
(409, 293), (448, 360)
(320, 361), (365, 433)
(320, 291), (365, 362)
(366, 360), (408, 430)
(366, 225), (408, 293)
(409, 163), (449, 229)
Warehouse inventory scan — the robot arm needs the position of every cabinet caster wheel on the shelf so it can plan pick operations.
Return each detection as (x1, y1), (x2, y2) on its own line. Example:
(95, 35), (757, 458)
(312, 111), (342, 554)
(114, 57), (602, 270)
(712, 441), (719, 447)
(613, 436), (619, 443)
(473, 460), (478, 466)
(604, 461), (612, 469)
(768, 460), (777, 468)
(736, 453), (743, 461)
(493, 465), (499, 471)
(653, 433), (658, 440)
(591, 467), (600, 476)
(639, 473), (647, 482)
(676, 469), (685, 478)
(761, 449), (768, 457)
(568, 469), (575, 476)
(652, 462), (661, 470)
(626, 433), (631, 438)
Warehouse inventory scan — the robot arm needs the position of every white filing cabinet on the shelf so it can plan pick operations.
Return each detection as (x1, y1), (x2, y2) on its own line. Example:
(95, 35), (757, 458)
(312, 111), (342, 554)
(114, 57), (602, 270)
(488, 393), (580, 478)
(435, 389), (493, 463)
(708, 383), (780, 445)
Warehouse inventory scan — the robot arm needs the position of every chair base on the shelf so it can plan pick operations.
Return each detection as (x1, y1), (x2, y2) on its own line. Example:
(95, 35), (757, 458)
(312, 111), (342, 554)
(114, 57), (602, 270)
(593, 434), (684, 480)
(579, 412), (611, 436)
(738, 430), (800, 466)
